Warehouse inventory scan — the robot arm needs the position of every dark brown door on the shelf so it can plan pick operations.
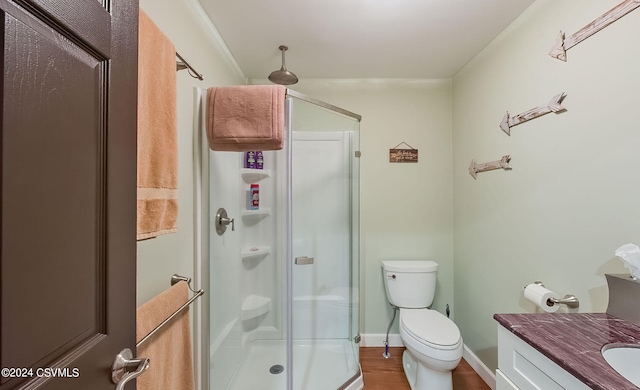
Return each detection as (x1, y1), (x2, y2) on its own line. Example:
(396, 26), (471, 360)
(1, 0), (138, 389)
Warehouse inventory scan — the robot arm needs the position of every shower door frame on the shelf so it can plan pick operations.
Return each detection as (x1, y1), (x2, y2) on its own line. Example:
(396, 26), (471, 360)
(285, 90), (362, 121)
(284, 90), (363, 390)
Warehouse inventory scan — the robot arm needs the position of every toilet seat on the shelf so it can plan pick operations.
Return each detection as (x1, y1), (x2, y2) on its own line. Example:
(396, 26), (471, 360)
(400, 309), (462, 350)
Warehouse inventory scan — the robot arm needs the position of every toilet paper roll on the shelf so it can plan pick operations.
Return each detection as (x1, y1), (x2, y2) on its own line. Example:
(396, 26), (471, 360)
(524, 283), (559, 313)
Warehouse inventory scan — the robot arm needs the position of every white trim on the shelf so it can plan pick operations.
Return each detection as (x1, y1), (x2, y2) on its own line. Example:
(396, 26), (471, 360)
(191, 86), (203, 390)
(360, 333), (404, 347)
(193, 87), (211, 390)
(463, 344), (496, 390)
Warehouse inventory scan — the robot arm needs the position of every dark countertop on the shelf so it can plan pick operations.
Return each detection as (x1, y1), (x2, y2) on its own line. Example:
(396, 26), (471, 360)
(494, 313), (640, 390)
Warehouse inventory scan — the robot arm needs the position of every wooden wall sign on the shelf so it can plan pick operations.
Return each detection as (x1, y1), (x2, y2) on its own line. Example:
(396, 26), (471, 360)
(550, 0), (640, 61)
(500, 93), (567, 135)
(390, 142), (418, 163)
(469, 155), (511, 180)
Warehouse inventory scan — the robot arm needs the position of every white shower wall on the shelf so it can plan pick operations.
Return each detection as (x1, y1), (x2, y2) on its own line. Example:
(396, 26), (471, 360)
(209, 148), (285, 390)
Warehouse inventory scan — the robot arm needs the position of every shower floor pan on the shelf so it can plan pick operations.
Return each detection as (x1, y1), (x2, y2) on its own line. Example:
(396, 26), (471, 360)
(227, 339), (362, 390)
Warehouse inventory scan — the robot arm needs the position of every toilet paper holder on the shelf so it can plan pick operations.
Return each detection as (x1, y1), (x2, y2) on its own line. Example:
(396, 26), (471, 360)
(526, 281), (580, 309)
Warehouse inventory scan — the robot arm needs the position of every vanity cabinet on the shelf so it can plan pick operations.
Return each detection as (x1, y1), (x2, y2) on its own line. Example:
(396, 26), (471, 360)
(497, 325), (590, 390)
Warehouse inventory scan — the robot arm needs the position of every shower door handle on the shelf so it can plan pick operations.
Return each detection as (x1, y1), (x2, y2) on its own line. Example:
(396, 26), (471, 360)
(295, 256), (314, 265)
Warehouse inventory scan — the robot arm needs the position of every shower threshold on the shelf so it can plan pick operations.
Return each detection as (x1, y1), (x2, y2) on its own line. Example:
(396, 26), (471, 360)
(227, 339), (361, 390)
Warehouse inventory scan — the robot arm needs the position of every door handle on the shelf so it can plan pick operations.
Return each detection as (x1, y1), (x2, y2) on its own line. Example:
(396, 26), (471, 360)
(295, 256), (314, 265)
(112, 348), (150, 390)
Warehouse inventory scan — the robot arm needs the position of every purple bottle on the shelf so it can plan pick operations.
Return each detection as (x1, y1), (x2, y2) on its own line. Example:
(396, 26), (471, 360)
(245, 151), (256, 169)
(256, 151), (264, 169)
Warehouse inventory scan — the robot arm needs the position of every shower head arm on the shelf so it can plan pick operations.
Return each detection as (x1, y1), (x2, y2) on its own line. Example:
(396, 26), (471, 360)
(279, 45), (288, 70)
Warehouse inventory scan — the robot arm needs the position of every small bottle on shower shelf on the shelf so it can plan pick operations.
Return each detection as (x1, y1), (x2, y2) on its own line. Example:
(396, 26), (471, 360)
(256, 151), (264, 169)
(245, 151), (256, 169)
(249, 184), (260, 210)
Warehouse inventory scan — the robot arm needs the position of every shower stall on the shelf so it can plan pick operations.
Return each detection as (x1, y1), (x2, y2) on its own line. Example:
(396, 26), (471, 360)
(200, 89), (362, 390)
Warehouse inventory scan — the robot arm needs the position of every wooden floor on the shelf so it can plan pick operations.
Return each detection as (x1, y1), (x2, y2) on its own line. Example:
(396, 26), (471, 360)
(360, 347), (490, 390)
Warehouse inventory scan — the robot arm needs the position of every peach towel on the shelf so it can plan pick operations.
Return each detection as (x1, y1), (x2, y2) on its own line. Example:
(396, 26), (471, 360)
(136, 282), (194, 390)
(137, 9), (178, 240)
(206, 85), (285, 151)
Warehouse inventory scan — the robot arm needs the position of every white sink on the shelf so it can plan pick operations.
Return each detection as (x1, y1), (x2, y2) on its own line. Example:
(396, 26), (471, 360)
(601, 344), (640, 386)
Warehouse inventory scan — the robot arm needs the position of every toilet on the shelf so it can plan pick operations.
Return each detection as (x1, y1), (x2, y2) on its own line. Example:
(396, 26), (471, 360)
(382, 260), (463, 390)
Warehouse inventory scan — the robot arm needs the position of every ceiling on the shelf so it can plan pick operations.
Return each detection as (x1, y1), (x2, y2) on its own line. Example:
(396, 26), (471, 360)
(198, 0), (536, 80)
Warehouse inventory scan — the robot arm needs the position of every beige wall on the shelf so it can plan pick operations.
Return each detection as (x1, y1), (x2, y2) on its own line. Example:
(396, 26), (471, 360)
(452, 0), (640, 370)
(282, 79), (455, 335)
(137, 0), (245, 305)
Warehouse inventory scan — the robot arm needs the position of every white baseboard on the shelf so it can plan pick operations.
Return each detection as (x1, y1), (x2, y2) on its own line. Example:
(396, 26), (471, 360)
(360, 336), (496, 390)
(360, 333), (404, 347)
(463, 344), (496, 390)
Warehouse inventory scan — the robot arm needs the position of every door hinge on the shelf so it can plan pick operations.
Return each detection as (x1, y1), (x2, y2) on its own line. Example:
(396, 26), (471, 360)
(354, 333), (361, 344)
(354, 151), (361, 158)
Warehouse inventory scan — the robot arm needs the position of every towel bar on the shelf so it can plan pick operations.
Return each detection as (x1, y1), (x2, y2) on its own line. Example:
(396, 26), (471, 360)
(136, 274), (204, 348)
(176, 51), (204, 80)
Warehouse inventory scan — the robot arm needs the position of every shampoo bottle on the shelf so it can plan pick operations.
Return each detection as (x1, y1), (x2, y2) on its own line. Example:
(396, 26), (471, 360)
(249, 184), (260, 210)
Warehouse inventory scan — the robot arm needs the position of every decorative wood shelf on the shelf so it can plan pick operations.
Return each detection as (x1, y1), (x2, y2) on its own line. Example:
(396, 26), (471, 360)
(241, 246), (271, 261)
(549, 0), (640, 62)
(469, 155), (512, 180)
(241, 294), (271, 321)
(500, 93), (567, 136)
(241, 169), (271, 183)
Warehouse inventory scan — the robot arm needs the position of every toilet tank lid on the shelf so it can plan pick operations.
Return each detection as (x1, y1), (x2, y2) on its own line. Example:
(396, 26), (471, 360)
(382, 260), (438, 272)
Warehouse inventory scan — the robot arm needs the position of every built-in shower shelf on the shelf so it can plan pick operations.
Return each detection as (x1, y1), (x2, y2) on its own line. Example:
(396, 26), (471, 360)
(241, 208), (271, 219)
(241, 246), (271, 261)
(241, 169), (271, 183)
(241, 294), (271, 321)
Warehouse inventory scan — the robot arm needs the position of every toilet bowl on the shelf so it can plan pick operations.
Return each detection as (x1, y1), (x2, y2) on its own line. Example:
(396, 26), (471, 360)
(399, 309), (463, 389)
(381, 260), (463, 390)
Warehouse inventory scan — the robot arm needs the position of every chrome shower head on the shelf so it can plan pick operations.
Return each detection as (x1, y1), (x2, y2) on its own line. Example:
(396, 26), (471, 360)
(268, 45), (298, 85)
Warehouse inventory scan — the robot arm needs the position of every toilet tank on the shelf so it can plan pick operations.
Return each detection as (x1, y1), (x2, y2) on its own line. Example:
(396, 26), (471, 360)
(382, 260), (438, 308)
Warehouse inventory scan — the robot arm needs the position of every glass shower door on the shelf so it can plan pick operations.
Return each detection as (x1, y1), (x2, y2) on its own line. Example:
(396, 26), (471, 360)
(288, 96), (361, 390)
